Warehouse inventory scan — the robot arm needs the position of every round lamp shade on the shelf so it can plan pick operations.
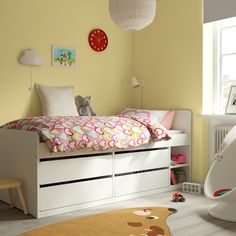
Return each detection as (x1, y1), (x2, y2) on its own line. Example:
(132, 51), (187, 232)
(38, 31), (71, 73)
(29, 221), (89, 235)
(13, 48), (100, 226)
(109, 0), (156, 31)
(19, 49), (43, 66)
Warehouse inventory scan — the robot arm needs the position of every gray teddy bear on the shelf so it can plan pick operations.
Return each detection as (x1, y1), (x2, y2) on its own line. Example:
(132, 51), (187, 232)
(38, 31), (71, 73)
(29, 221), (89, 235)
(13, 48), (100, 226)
(75, 95), (96, 116)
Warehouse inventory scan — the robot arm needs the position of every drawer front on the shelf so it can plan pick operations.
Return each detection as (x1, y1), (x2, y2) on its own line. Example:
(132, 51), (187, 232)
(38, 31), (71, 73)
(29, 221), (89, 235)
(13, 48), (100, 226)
(39, 178), (112, 211)
(115, 149), (170, 174)
(170, 134), (189, 146)
(39, 155), (112, 185)
(115, 169), (169, 197)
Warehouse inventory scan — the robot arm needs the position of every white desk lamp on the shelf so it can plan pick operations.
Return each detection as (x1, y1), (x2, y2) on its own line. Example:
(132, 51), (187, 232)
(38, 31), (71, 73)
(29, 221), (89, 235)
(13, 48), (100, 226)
(132, 76), (144, 109)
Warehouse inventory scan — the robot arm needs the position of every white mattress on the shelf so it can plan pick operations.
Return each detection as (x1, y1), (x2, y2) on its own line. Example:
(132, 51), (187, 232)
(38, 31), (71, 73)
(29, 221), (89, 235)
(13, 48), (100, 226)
(168, 130), (184, 134)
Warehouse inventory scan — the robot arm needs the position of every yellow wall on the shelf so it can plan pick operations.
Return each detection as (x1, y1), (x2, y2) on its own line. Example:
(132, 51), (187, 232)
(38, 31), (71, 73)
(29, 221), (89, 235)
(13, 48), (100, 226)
(0, 0), (133, 124)
(0, 0), (207, 181)
(133, 0), (206, 181)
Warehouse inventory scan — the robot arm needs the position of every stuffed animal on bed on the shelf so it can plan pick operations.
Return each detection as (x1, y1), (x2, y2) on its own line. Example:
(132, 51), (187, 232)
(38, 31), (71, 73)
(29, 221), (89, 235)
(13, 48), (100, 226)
(75, 95), (96, 116)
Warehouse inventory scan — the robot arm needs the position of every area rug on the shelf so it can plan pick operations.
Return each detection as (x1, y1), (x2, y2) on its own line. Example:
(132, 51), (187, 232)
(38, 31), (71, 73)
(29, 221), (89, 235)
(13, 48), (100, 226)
(21, 207), (177, 236)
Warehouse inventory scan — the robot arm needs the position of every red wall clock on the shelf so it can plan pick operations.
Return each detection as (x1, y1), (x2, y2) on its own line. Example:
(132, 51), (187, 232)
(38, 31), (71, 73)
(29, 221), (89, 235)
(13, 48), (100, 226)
(88, 29), (108, 52)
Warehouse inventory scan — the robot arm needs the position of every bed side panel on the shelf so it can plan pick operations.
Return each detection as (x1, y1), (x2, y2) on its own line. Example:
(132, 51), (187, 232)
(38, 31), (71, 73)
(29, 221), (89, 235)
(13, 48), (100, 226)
(0, 129), (38, 217)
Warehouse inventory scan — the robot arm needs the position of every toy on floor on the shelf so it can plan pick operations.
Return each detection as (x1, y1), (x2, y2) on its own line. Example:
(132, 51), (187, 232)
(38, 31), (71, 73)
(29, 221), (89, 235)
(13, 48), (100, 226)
(182, 182), (201, 194)
(172, 192), (185, 202)
(213, 189), (231, 197)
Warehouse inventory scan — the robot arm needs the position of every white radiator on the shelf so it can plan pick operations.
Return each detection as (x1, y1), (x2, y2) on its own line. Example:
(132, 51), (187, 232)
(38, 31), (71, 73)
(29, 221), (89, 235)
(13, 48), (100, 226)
(214, 125), (233, 153)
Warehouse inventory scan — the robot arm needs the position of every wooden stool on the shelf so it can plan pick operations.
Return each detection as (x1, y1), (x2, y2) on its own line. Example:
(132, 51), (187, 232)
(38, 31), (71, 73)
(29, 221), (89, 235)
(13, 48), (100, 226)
(0, 179), (28, 214)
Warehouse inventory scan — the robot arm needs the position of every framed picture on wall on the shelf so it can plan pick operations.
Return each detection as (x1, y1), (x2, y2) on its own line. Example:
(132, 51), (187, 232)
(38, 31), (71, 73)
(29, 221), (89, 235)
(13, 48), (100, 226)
(52, 46), (76, 68)
(225, 85), (236, 114)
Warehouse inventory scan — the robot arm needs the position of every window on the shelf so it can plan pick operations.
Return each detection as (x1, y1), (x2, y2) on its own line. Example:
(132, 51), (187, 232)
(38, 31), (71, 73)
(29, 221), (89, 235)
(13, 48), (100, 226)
(214, 17), (236, 113)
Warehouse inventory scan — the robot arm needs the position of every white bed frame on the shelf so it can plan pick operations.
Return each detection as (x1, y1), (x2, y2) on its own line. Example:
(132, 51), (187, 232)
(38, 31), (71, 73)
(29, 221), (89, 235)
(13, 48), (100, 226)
(0, 110), (191, 218)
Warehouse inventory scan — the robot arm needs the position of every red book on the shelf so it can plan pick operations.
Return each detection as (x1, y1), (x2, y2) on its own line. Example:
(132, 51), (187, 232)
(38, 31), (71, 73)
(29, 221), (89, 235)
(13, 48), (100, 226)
(171, 170), (177, 185)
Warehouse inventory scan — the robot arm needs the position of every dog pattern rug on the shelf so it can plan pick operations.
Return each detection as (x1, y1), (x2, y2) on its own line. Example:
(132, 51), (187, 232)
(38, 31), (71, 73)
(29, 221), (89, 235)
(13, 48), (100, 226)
(21, 207), (177, 236)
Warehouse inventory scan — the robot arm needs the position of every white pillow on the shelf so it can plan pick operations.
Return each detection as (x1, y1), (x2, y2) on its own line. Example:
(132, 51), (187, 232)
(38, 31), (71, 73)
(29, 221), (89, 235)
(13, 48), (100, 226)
(37, 84), (79, 116)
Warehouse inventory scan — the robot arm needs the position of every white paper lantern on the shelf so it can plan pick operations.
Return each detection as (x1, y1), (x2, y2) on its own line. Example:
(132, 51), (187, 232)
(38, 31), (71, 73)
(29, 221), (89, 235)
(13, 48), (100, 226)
(109, 0), (157, 31)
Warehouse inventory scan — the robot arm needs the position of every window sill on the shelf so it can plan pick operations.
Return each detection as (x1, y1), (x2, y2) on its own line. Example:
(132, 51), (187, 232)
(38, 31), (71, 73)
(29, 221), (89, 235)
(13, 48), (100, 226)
(200, 113), (236, 121)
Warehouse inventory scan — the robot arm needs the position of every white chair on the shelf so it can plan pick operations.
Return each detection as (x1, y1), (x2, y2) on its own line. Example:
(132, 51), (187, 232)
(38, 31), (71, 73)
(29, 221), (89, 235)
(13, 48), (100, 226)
(204, 126), (236, 222)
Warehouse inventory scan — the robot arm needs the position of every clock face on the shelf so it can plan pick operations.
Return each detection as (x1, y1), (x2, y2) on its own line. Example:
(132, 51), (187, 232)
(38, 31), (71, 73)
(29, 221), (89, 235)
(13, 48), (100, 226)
(88, 29), (108, 52)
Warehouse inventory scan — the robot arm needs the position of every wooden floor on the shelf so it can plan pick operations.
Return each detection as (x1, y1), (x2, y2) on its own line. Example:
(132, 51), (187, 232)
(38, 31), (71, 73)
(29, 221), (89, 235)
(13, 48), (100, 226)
(0, 191), (236, 236)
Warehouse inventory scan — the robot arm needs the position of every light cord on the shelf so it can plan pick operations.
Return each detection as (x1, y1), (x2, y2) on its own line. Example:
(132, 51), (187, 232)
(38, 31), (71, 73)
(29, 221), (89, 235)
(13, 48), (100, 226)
(141, 86), (143, 109)
(29, 66), (33, 115)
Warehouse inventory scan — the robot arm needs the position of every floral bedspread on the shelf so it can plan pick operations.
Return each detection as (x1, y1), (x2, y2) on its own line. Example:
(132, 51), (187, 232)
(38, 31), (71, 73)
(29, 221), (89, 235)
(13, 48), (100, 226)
(1, 116), (170, 152)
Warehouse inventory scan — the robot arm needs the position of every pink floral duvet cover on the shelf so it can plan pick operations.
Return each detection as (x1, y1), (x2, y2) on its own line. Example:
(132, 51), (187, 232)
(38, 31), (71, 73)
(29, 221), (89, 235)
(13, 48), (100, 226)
(1, 116), (170, 152)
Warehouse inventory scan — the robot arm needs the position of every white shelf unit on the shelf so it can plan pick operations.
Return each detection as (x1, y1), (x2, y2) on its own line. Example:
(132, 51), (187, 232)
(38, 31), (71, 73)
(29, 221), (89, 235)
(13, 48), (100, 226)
(169, 139), (191, 187)
(169, 110), (192, 187)
(170, 163), (190, 169)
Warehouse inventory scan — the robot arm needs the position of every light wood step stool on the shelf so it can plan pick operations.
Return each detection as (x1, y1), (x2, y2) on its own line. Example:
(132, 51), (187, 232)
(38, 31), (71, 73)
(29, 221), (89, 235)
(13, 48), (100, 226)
(0, 179), (28, 214)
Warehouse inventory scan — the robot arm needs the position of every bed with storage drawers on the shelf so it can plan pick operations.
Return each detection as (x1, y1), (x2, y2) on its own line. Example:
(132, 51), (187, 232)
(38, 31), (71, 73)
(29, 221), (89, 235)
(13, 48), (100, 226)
(0, 110), (191, 218)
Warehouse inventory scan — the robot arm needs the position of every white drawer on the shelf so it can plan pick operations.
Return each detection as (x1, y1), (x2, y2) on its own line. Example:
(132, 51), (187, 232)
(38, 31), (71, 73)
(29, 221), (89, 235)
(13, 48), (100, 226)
(39, 154), (112, 185)
(170, 134), (189, 146)
(115, 169), (169, 197)
(39, 178), (112, 211)
(115, 149), (170, 174)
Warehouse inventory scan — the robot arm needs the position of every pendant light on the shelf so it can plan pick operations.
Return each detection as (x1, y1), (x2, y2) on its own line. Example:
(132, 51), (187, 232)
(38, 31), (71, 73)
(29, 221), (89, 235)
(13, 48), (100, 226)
(109, 0), (157, 31)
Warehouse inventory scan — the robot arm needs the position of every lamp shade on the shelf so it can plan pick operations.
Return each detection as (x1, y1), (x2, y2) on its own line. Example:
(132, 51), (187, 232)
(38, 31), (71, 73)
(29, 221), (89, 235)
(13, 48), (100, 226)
(19, 49), (43, 66)
(132, 76), (141, 88)
(109, 0), (156, 31)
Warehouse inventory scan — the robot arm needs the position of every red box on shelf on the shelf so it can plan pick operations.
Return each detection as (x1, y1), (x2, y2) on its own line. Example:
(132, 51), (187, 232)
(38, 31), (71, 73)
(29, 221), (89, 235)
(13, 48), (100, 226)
(171, 153), (187, 164)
